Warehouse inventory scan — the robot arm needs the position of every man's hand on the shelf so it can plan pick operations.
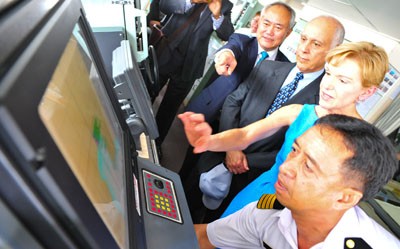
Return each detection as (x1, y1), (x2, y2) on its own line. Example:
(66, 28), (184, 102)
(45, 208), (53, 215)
(149, 20), (161, 29)
(207, 0), (222, 19)
(178, 112), (212, 153)
(215, 50), (237, 75)
(225, 151), (249, 174)
(191, 0), (222, 19)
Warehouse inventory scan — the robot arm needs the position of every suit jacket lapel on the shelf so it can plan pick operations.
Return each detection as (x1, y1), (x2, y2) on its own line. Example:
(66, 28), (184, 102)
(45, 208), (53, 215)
(194, 4), (209, 32)
(275, 49), (290, 62)
(285, 71), (324, 105)
(257, 63), (295, 116)
(249, 38), (259, 65)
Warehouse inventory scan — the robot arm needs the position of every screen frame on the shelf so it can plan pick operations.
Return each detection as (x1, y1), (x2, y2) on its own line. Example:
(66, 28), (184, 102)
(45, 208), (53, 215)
(0, 0), (142, 248)
(112, 40), (159, 140)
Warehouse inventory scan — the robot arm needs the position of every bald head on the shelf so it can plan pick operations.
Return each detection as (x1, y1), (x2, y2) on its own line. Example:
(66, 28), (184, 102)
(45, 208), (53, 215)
(296, 16), (345, 73)
(309, 16), (345, 48)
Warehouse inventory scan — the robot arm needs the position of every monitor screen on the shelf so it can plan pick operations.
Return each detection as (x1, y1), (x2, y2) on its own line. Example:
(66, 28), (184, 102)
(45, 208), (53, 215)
(38, 23), (129, 249)
(112, 40), (159, 140)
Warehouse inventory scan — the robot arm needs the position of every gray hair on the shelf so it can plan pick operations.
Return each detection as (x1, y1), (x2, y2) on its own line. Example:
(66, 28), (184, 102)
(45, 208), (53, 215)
(262, 2), (296, 28)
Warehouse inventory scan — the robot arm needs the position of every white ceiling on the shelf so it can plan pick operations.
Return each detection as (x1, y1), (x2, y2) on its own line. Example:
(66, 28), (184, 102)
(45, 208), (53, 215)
(298, 0), (400, 42)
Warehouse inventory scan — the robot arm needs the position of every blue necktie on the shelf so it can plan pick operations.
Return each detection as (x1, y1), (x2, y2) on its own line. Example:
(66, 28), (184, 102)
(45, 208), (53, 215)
(256, 51), (269, 65)
(266, 72), (304, 116)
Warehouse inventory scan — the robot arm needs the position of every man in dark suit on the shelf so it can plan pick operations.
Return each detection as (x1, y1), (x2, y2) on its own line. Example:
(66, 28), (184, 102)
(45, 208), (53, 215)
(155, 0), (234, 146)
(147, 0), (163, 28)
(184, 16), (346, 223)
(179, 2), (295, 189)
(186, 2), (295, 123)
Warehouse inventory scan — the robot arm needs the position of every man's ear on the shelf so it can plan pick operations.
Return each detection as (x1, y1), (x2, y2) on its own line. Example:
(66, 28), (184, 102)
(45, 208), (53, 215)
(334, 188), (363, 210)
(285, 28), (293, 38)
(358, 86), (377, 102)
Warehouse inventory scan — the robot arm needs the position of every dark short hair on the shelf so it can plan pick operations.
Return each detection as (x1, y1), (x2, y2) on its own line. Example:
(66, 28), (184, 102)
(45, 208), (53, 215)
(315, 115), (397, 201)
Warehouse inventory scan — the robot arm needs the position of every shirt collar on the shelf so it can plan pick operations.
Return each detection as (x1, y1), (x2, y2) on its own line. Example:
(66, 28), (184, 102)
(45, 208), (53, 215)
(278, 206), (364, 249)
(277, 208), (299, 249)
(313, 207), (362, 249)
(292, 67), (325, 80)
(257, 44), (279, 61)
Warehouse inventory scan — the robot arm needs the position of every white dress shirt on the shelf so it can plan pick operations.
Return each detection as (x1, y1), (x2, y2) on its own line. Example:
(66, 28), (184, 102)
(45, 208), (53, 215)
(215, 45), (279, 68)
(207, 201), (400, 249)
(255, 44), (279, 64)
(282, 66), (324, 97)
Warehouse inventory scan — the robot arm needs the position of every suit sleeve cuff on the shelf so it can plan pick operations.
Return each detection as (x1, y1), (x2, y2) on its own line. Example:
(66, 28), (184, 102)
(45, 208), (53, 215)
(185, 0), (195, 12)
(212, 15), (224, 30)
(214, 48), (235, 63)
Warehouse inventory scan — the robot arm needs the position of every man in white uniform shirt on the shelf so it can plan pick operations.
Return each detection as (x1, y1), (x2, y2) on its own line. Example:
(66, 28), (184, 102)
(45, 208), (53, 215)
(195, 115), (400, 249)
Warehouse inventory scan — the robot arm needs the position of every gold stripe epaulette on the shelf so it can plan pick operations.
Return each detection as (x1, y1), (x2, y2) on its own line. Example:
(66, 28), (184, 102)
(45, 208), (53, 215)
(257, 194), (285, 210)
(257, 194), (278, 209)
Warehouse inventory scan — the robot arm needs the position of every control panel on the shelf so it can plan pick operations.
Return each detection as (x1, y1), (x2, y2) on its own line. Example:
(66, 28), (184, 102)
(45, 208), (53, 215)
(142, 170), (182, 223)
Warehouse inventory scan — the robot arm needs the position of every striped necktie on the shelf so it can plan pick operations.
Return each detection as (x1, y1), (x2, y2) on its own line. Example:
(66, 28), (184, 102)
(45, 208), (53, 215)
(256, 51), (269, 65)
(266, 72), (304, 116)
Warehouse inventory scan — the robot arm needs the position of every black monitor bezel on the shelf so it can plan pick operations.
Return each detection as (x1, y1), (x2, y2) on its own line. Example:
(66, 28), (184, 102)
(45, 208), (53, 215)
(0, 0), (142, 248)
(112, 40), (159, 140)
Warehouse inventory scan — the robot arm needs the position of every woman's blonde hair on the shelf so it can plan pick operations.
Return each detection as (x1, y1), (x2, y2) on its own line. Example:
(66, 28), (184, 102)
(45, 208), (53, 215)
(325, 41), (389, 88)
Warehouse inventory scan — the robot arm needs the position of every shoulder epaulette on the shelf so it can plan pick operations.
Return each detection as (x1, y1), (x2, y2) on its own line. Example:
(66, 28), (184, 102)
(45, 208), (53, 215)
(344, 237), (372, 249)
(257, 194), (284, 210)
